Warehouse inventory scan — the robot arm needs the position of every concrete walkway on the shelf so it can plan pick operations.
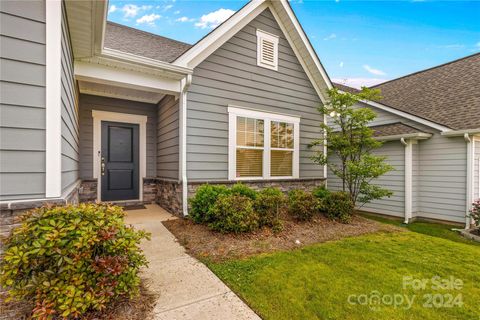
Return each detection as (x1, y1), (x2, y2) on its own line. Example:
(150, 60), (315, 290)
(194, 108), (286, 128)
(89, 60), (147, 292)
(125, 205), (261, 320)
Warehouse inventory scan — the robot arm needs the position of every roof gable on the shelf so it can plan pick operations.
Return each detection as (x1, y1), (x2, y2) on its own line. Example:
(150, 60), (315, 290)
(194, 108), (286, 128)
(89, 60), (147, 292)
(173, 0), (332, 102)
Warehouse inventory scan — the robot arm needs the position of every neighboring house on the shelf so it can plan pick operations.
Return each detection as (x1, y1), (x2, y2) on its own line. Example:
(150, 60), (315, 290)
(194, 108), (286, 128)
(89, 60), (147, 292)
(331, 53), (480, 227)
(0, 0), (331, 224)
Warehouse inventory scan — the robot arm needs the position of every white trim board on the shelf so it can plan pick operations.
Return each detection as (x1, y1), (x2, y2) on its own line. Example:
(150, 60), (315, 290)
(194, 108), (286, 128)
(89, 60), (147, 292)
(45, 0), (63, 198)
(92, 110), (147, 202)
(228, 106), (300, 181)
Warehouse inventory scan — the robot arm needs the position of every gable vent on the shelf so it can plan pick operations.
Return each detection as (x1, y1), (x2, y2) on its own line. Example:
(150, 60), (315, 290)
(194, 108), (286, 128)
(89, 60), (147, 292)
(257, 29), (279, 70)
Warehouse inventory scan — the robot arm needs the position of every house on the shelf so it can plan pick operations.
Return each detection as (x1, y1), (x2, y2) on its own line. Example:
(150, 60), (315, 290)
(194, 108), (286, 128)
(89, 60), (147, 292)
(0, 0), (331, 229)
(331, 53), (480, 227)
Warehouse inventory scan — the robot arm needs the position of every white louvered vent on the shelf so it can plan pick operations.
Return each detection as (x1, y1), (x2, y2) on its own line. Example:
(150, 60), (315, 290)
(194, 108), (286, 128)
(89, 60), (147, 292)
(257, 29), (279, 70)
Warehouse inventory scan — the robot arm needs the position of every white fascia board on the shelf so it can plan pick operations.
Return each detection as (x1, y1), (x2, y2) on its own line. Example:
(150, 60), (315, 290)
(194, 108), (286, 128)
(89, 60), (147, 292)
(441, 128), (480, 137)
(45, 0), (62, 198)
(173, 1), (268, 68)
(338, 94), (452, 132)
(101, 48), (193, 76)
(375, 132), (432, 142)
(74, 61), (182, 95)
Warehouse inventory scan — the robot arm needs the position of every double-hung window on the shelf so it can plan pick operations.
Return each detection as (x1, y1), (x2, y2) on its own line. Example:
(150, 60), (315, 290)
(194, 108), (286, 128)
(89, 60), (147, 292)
(228, 106), (300, 180)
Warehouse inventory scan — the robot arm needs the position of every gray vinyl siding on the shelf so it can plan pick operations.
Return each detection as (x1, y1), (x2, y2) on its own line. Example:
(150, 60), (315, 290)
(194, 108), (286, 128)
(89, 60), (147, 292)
(157, 95), (179, 180)
(186, 9), (323, 181)
(328, 141), (406, 217)
(0, 0), (46, 200)
(327, 102), (468, 223)
(473, 139), (479, 200)
(61, 2), (79, 192)
(412, 143), (419, 214)
(417, 135), (466, 223)
(78, 95), (157, 179)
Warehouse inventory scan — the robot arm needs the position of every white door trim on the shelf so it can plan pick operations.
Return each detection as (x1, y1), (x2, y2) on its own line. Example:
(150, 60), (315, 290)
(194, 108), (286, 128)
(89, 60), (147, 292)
(92, 110), (147, 202)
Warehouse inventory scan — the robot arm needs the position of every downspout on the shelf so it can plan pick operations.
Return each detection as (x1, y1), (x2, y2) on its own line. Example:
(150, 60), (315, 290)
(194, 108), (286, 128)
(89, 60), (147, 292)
(465, 133), (473, 229)
(179, 75), (192, 216)
(323, 113), (328, 187)
(401, 138), (413, 224)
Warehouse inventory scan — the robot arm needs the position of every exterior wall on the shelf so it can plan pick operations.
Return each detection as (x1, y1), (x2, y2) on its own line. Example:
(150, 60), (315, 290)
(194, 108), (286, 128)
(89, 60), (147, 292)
(328, 141), (406, 217)
(327, 102), (468, 223)
(187, 179), (325, 199)
(412, 143), (419, 214)
(157, 95), (179, 180)
(0, 0), (47, 200)
(474, 138), (480, 200)
(186, 8), (324, 181)
(60, 2), (79, 193)
(78, 94), (157, 179)
(417, 135), (466, 223)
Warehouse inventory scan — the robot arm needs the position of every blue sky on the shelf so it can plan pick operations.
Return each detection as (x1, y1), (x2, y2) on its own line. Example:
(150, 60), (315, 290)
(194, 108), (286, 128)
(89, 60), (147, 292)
(107, 0), (480, 88)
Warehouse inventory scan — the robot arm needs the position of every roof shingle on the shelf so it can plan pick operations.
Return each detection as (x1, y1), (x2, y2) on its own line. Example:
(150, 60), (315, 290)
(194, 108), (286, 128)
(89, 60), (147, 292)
(104, 22), (192, 63)
(334, 53), (480, 130)
(370, 122), (426, 137)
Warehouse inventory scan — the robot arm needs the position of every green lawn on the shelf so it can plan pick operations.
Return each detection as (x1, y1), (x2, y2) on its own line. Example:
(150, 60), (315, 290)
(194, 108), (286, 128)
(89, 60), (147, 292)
(207, 230), (480, 319)
(360, 213), (480, 246)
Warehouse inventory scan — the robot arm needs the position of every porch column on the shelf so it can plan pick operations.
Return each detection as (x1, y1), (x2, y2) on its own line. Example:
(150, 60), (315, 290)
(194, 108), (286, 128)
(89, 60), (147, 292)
(402, 138), (413, 224)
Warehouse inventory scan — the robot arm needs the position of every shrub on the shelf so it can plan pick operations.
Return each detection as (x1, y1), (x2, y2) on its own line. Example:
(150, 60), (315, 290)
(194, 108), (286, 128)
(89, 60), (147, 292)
(209, 194), (259, 233)
(254, 188), (287, 229)
(230, 183), (257, 200)
(189, 184), (230, 223)
(288, 190), (319, 221)
(312, 185), (331, 211)
(0, 204), (149, 319)
(323, 191), (354, 223)
(312, 185), (331, 200)
(469, 199), (480, 227)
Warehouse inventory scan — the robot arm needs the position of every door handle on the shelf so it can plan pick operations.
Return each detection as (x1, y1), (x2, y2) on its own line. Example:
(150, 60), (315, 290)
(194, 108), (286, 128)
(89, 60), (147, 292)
(101, 157), (105, 176)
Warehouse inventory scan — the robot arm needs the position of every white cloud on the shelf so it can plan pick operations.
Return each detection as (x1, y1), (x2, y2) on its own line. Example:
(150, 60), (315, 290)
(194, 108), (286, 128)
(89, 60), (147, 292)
(176, 16), (194, 23)
(174, 10), (180, 15)
(363, 64), (386, 76)
(136, 13), (161, 25)
(122, 4), (139, 18)
(332, 78), (388, 89)
(121, 4), (152, 18)
(195, 8), (235, 29)
(108, 5), (117, 14)
(163, 4), (173, 11)
(323, 33), (337, 41)
(339, 62), (344, 68)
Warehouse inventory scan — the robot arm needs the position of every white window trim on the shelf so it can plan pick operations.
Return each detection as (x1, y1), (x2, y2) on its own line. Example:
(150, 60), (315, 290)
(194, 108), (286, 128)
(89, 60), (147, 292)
(92, 110), (147, 202)
(228, 106), (300, 181)
(45, 0), (62, 197)
(256, 29), (279, 71)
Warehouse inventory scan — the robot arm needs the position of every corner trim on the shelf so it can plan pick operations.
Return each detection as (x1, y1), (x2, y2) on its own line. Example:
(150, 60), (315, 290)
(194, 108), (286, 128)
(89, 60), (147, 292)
(45, 0), (63, 198)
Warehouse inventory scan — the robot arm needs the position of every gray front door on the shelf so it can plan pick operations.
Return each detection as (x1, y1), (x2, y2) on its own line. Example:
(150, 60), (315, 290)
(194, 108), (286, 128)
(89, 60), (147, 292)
(101, 121), (139, 201)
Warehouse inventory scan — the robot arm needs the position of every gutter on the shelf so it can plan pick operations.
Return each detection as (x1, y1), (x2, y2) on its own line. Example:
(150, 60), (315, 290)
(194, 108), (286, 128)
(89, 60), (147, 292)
(101, 48), (193, 76)
(179, 75), (193, 216)
(375, 132), (432, 142)
(400, 138), (413, 224)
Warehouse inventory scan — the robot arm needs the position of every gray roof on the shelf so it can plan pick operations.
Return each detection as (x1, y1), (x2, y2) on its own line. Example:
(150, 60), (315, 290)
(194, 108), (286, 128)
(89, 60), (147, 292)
(370, 122), (425, 137)
(335, 53), (480, 130)
(104, 22), (192, 63)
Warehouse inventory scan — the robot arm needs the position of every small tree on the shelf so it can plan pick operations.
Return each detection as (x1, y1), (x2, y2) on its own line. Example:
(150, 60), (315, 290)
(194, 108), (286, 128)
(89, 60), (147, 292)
(310, 87), (393, 208)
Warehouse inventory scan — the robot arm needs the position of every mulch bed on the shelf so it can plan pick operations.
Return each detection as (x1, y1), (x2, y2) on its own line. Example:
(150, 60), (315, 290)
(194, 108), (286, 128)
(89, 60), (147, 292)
(163, 215), (401, 262)
(1, 280), (157, 320)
